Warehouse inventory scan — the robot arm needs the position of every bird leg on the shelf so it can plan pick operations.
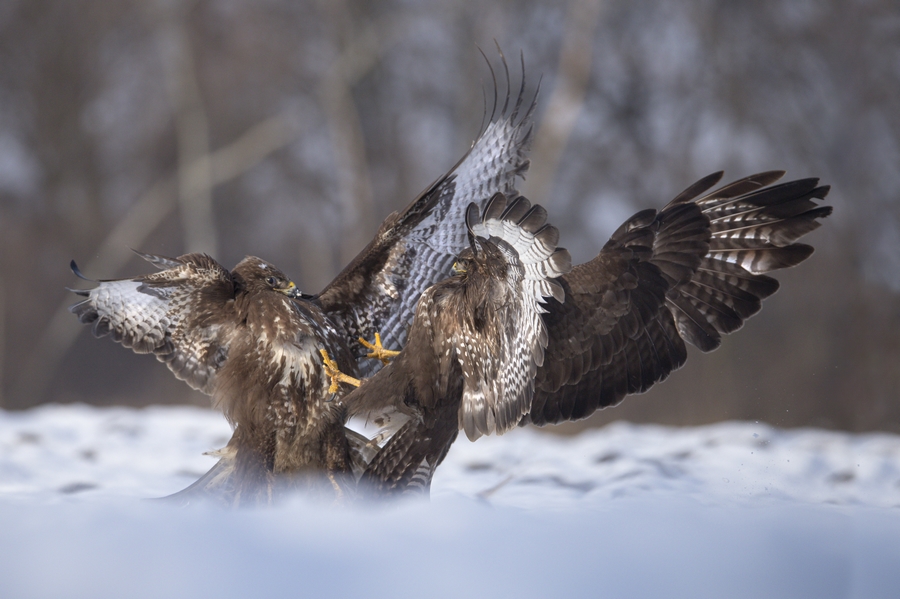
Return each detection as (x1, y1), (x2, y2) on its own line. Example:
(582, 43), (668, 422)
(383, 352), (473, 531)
(319, 349), (360, 394)
(359, 332), (400, 366)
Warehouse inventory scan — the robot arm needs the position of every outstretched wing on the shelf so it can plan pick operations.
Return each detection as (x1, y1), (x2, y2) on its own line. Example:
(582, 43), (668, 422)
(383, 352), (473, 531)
(351, 195), (570, 494)
(664, 171), (832, 351)
(316, 54), (538, 375)
(457, 195), (571, 440)
(69, 252), (238, 395)
(526, 172), (831, 426)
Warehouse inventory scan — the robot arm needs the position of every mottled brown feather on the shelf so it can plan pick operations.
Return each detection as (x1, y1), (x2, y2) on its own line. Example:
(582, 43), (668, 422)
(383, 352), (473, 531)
(526, 172), (830, 426)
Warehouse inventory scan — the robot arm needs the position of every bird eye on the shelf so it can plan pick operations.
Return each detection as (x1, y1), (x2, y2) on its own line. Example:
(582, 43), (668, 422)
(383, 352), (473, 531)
(266, 276), (277, 286)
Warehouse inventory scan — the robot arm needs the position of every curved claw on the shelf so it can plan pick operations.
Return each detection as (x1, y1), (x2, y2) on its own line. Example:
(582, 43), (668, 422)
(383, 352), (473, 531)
(359, 332), (400, 366)
(319, 349), (360, 395)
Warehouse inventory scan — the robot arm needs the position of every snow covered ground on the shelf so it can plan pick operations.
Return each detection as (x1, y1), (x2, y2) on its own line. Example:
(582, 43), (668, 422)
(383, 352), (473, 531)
(1, 404), (899, 598)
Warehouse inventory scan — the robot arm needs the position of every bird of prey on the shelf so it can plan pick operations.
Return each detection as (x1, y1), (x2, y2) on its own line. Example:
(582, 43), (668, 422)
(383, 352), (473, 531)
(69, 58), (538, 504)
(334, 171), (831, 496)
(70, 254), (364, 503)
(330, 193), (575, 494)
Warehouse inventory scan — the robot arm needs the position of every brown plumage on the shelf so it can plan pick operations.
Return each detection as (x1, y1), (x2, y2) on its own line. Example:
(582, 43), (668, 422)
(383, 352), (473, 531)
(70, 56), (538, 502)
(342, 195), (571, 495)
(69, 52), (831, 500)
(345, 171), (830, 496)
(527, 171), (831, 425)
(71, 254), (359, 504)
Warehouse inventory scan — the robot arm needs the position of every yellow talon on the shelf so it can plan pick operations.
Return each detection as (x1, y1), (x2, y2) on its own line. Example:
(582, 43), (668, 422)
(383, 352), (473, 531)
(359, 332), (401, 366)
(319, 349), (361, 394)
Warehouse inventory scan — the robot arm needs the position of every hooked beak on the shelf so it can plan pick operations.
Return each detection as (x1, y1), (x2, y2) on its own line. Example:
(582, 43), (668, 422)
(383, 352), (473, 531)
(277, 281), (301, 298)
(452, 262), (466, 275)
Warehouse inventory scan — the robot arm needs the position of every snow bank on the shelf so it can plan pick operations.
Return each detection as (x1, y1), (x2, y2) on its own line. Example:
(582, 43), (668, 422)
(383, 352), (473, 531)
(1, 404), (898, 598)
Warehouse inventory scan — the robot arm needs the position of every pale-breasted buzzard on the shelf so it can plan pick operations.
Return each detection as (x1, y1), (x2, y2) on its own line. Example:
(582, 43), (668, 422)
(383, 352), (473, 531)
(339, 171), (831, 496)
(339, 193), (574, 494)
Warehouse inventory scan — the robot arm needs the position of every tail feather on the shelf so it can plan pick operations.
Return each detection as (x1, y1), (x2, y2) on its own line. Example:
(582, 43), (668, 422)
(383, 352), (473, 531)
(696, 259), (781, 296)
(131, 249), (183, 270)
(667, 171), (725, 205)
(690, 171), (787, 207)
(344, 428), (380, 481)
(665, 290), (723, 352)
(705, 177), (821, 210)
(359, 411), (458, 497)
(650, 203), (711, 288)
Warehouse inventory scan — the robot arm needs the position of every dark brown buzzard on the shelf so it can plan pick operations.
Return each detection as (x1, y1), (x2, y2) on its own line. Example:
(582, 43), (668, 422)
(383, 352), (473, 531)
(339, 171), (831, 496)
(69, 61), (538, 504)
(71, 254), (364, 503)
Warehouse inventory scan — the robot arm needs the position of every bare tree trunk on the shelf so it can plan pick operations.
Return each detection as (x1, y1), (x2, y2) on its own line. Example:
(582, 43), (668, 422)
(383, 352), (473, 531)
(153, 2), (218, 256)
(527, 0), (604, 202)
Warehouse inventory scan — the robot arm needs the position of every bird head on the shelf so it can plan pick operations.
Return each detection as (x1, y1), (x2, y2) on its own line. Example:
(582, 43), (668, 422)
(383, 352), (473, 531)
(233, 257), (302, 298)
(453, 247), (475, 275)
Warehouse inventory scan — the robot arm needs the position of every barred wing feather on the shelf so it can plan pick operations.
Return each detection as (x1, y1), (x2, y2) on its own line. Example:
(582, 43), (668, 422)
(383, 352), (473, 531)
(458, 196), (571, 440)
(317, 58), (538, 376)
(527, 172), (831, 426)
(68, 252), (237, 395)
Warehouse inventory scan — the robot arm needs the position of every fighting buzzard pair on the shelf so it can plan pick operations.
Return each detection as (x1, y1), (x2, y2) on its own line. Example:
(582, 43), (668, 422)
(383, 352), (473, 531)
(70, 60), (831, 504)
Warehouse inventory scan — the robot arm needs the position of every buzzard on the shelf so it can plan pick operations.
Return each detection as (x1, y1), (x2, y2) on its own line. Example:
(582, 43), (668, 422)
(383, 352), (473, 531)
(335, 171), (831, 496)
(69, 58), (538, 504)
(70, 254), (365, 503)
(331, 193), (575, 494)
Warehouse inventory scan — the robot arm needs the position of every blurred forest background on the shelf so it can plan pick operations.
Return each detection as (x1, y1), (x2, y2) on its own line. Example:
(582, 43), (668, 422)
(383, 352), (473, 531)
(0, 0), (897, 432)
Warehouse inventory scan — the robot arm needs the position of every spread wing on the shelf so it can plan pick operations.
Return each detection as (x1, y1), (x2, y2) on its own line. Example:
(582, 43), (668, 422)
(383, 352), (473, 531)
(68, 252), (238, 395)
(526, 172), (832, 425)
(457, 196), (571, 440)
(315, 55), (538, 375)
(350, 195), (571, 494)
